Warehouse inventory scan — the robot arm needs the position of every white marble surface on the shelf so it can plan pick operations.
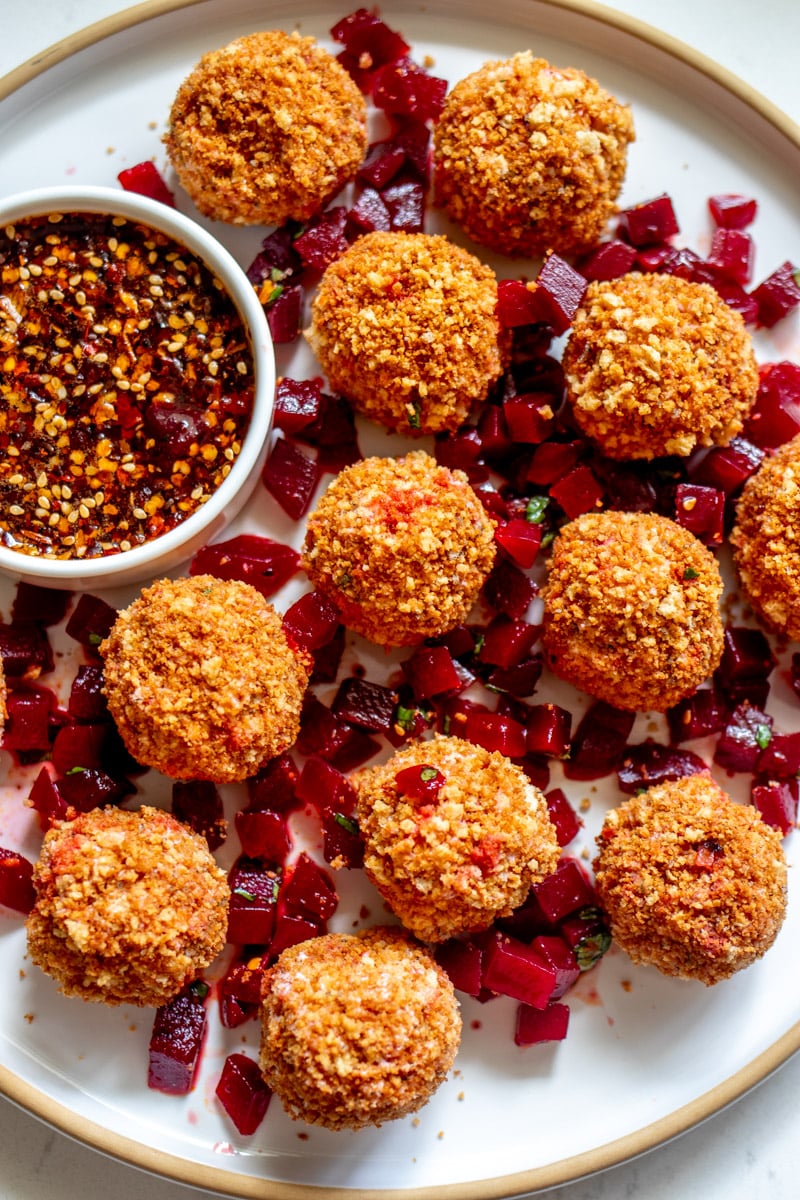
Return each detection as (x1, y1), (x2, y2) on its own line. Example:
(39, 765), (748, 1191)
(1, 1), (799, 1197)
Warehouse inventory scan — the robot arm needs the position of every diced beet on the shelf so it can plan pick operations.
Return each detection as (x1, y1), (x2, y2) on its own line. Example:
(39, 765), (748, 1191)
(636, 244), (672, 272)
(296, 693), (356, 761)
(0, 846), (36, 914)
(534, 858), (596, 923)
(617, 743), (708, 794)
(295, 754), (355, 814)
(246, 753), (299, 815)
(751, 778), (798, 836)
(295, 207), (350, 270)
(11, 583), (71, 627)
(673, 483), (725, 546)
(218, 992), (256, 1030)
(434, 429), (485, 479)
(478, 616), (540, 670)
(118, 160), (176, 206)
(564, 700), (635, 780)
(430, 939), (484, 1002)
(461, 710), (527, 758)
(618, 193), (679, 246)
(0, 621), (54, 678)
(687, 436), (764, 494)
(481, 931), (557, 1009)
(476, 405), (513, 461)
(348, 186), (392, 234)
(281, 852), (338, 921)
(56, 768), (133, 812)
(320, 807), (364, 868)
(558, 908), (611, 969)
(502, 394), (554, 446)
(246, 223), (303, 284)
(381, 178), (426, 233)
(357, 142), (406, 189)
(751, 261), (800, 327)
(496, 279), (541, 329)
(282, 591), (340, 657)
(169, 779), (226, 850)
(515, 1000), (570, 1045)
(526, 704), (571, 759)
(402, 645), (461, 699)
(708, 193), (758, 229)
(595, 458), (659, 514)
(67, 665), (108, 723)
(372, 57), (447, 121)
(712, 277), (760, 323)
(274, 377), (323, 434)
(667, 688), (727, 744)
(526, 441), (583, 486)
(483, 556), (538, 620)
(549, 464), (604, 519)
(64, 593), (117, 649)
(221, 954), (267, 1007)
(331, 676), (397, 732)
(744, 361), (800, 449)
(394, 762), (445, 804)
(235, 809), (291, 863)
(295, 391), (361, 475)
(148, 985), (208, 1095)
(708, 228), (754, 285)
(713, 703), (773, 774)
(486, 656), (543, 699)
(265, 284), (303, 344)
(578, 239), (638, 282)
(262, 437), (321, 519)
(270, 909), (324, 958)
(530, 935), (580, 999)
(544, 788), (582, 847)
(330, 8), (410, 68)
(3, 688), (54, 752)
(494, 516), (543, 573)
(190, 533), (300, 599)
(50, 722), (107, 774)
(28, 766), (72, 829)
(756, 732), (800, 781)
(716, 626), (775, 698)
(530, 253), (587, 336)
(227, 859), (280, 945)
(216, 1053), (272, 1135)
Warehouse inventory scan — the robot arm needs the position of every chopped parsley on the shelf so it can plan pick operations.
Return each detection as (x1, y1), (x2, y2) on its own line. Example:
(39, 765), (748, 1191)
(525, 495), (550, 524)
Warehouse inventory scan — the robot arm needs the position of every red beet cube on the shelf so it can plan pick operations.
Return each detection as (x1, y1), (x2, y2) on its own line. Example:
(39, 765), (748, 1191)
(434, 938), (484, 997)
(526, 704), (571, 758)
(617, 743), (708, 793)
(11, 583), (71, 627)
(483, 556), (538, 620)
(756, 732), (800, 781)
(667, 687), (727, 744)
(216, 1053), (272, 1135)
(269, 910), (323, 958)
(530, 253), (587, 335)
(227, 859), (280, 945)
(530, 935), (580, 999)
(320, 807), (364, 869)
(382, 178), (426, 233)
(673, 483), (725, 546)
(496, 279), (541, 329)
(744, 361), (800, 450)
(534, 857), (595, 923)
(565, 700), (635, 780)
(515, 1000), (570, 1045)
(67, 666), (108, 723)
(751, 779), (798, 835)
(751, 261), (800, 327)
(687, 436), (764, 494)
(526, 441), (583, 486)
(478, 615), (540, 669)
(462, 710), (527, 758)
(295, 207), (350, 270)
(0, 846), (36, 914)
(578, 239), (637, 282)
(221, 955), (267, 1006)
(262, 437), (321, 519)
(549, 463), (604, 519)
(717, 626), (775, 694)
(372, 57), (447, 120)
(618, 193), (679, 246)
(191, 534), (300, 599)
(485, 656), (544, 699)
(708, 193), (758, 229)
(558, 909), (611, 969)
(118, 160), (176, 206)
(282, 591), (340, 657)
(395, 762), (445, 804)
(348, 186), (392, 234)
(296, 753), (356, 813)
(235, 810), (291, 863)
(502, 395), (554, 445)
(330, 8), (410, 67)
(0, 621), (55, 677)
(544, 787), (582, 847)
(713, 704), (773, 774)
(402, 645), (461, 699)
(482, 932), (557, 1009)
(3, 688), (54, 752)
(28, 766), (72, 829)
(265, 284), (302, 344)
(708, 228), (754, 285)
(273, 377), (323, 434)
(50, 722), (107, 774)
(64, 593), (117, 649)
(281, 852), (338, 921)
(171, 780), (226, 851)
(332, 676), (398, 732)
(357, 142), (406, 189)
(56, 768), (133, 813)
(148, 985), (208, 1095)
(246, 754), (299, 815)
(218, 992), (256, 1030)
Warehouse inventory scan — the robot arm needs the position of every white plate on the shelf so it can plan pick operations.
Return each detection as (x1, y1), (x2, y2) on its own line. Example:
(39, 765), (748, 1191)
(1, 2), (799, 1197)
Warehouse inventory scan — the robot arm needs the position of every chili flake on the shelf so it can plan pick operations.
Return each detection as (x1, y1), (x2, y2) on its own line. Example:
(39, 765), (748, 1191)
(0, 211), (254, 559)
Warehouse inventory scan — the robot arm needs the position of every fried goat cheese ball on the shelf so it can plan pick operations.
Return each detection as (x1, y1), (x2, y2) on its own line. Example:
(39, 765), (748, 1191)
(26, 806), (229, 1006)
(730, 434), (800, 641)
(164, 30), (367, 225)
(542, 511), (724, 713)
(101, 575), (310, 783)
(259, 927), (461, 1130)
(593, 774), (787, 985)
(306, 230), (508, 435)
(562, 272), (759, 460)
(301, 451), (496, 647)
(432, 52), (634, 258)
(353, 736), (561, 942)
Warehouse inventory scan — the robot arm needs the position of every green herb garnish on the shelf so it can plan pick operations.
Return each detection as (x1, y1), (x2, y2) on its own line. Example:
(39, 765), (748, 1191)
(525, 495), (550, 524)
(333, 813), (360, 837)
(755, 724), (772, 750)
(683, 567), (700, 580)
(233, 887), (257, 902)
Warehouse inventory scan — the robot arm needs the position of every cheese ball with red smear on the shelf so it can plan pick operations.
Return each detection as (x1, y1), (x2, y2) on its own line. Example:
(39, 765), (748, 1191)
(306, 231), (508, 435)
(164, 30), (367, 226)
(542, 511), (723, 713)
(730, 435), (800, 641)
(301, 450), (496, 648)
(259, 927), (461, 1130)
(101, 575), (310, 783)
(26, 805), (229, 1006)
(593, 774), (787, 985)
(432, 52), (635, 258)
(562, 272), (758, 460)
(353, 736), (561, 943)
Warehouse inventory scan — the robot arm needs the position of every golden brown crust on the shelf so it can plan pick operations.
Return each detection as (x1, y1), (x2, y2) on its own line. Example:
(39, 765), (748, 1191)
(259, 927), (461, 1130)
(301, 450), (496, 647)
(562, 272), (759, 460)
(26, 806), (229, 1006)
(593, 774), (787, 985)
(730, 435), (800, 640)
(101, 575), (310, 782)
(542, 511), (724, 712)
(432, 52), (634, 258)
(307, 231), (508, 435)
(354, 736), (560, 942)
(165, 30), (367, 225)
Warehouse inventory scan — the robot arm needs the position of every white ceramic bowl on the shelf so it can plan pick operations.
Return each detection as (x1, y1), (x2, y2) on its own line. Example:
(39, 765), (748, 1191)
(0, 185), (275, 590)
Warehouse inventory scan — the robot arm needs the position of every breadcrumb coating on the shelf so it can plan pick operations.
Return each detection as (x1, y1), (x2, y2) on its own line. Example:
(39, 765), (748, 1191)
(542, 511), (723, 712)
(165, 30), (367, 225)
(562, 272), (758, 460)
(730, 435), (800, 641)
(259, 927), (461, 1130)
(354, 736), (560, 942)
(593, 774), (787, 985)
(302, 451), (496, 647)
(306, 231), (508, 435)
(432, 52), (634, 258)
(26, 806), (229, 1006)
(101, 575), (310, 782)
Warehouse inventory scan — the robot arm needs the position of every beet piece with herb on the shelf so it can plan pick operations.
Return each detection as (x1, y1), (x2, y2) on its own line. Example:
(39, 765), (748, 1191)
(0, 846), (36, 914)
(265, 284), (303, 344)
(147, 983), (208, 1095)
(756, 733), (800, 781)
(172, 780), (226, 851)
(485, 656), (544, 699)
(190, 533), (300, 599)
(50, 722), (107, 774)
(64, 593), (118, 649)
(216, 1053), (273, 1135)
(227, 859), (281, 945)
(713, 703), (774, 774)
(56, 768), (134, 813)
